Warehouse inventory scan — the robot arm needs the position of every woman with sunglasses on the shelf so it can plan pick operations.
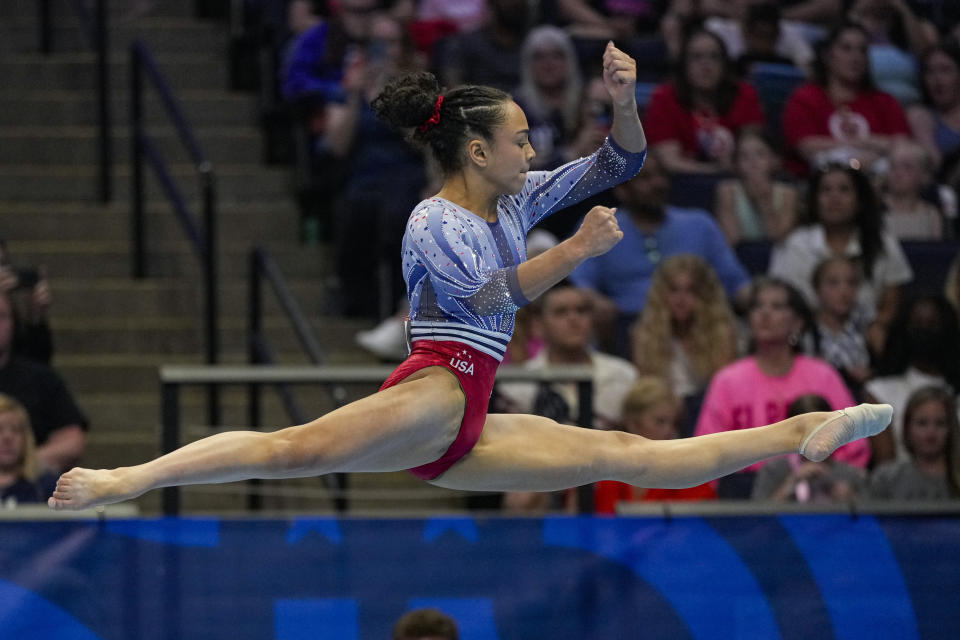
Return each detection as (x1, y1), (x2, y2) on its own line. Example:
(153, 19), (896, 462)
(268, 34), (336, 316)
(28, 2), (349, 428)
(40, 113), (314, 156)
(49, 44), (891, 513)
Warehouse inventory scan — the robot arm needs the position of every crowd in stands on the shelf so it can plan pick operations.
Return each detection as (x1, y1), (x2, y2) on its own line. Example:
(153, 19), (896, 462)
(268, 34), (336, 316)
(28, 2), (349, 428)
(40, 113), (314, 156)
(6, 0), (960, 511)
(270, 0), (960, 510)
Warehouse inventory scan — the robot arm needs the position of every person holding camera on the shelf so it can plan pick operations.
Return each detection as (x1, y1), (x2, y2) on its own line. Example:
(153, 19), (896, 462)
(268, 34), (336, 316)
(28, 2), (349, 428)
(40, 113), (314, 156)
(0, 239), (53, 365)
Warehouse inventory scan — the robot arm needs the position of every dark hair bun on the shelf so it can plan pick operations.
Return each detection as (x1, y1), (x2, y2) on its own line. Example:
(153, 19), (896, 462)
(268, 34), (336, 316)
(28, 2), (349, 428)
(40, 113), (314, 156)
(371, 71), (442, 131)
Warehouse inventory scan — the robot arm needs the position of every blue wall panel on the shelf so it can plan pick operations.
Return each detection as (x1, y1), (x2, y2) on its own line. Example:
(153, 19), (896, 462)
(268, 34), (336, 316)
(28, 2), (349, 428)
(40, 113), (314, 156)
(0, 515), (957, 639)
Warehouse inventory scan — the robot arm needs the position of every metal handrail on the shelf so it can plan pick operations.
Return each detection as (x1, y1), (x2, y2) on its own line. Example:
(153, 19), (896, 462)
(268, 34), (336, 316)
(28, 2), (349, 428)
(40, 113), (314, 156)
(158, 364), (596, 516)
(130, 39), (220, 425)
(38, 0), (112, 202)
(247, 245), (348, 512)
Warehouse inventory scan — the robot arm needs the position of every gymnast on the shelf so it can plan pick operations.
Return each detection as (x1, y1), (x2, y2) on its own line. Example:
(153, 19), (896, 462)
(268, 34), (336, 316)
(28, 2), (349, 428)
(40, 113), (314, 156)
(48, 43), (891, 511)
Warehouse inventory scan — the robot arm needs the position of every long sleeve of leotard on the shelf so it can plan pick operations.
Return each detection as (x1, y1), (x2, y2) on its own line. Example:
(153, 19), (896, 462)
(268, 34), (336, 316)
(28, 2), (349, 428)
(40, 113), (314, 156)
(507, 136), (646, 232)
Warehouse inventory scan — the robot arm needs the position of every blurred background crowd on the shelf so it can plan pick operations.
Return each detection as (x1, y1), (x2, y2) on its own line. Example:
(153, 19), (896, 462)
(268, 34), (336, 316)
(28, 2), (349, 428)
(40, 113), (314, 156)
(4, 0), (960, 513)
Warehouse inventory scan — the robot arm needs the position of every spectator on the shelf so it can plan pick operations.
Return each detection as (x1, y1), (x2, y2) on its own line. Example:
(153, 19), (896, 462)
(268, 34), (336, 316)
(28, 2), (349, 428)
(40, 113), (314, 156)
(437, 0), (532, 91)
(781, 21), (913, 176)
(868, 385), (960, 500)
(282, 0), (380, 104)
(0, 291), (87, 473)
(908, 41), (960, 188)
(593, 376), (717, 514)
(570, 150), (751, 357)
(752, 394), (867, 502)
(393, 608), (459, 640)
(714, 130), (799, 245)
(0, 239), (53, 364)
(495, 281), (638, 431)
(322, 11), (429, 317)
(531, 75), (617, 240)
(645, 25), (766, 175)
(879, 139), (952, 240)
(497, 281), (637, 514)
(768, 162), (913, 353)
(513, 26), (585, 171)
(865, 294), (960, 462)
(631, 254), (738, 435)
(0, 393), (57, 506)
(811, 256), (872, 399)
(694, 277), (867, 498)
(848, 0), (938, 106)
(705, 0), (815, 76)
(556, 0), (666, 80)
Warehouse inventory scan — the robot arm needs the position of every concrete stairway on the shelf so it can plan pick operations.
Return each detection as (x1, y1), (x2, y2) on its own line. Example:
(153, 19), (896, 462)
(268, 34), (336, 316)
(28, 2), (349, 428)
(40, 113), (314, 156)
(0, 0), (465, 514)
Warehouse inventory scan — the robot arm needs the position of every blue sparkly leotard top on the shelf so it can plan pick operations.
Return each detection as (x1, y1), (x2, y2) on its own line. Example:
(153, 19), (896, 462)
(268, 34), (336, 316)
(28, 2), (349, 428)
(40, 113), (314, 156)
(402, 137), (646, 361)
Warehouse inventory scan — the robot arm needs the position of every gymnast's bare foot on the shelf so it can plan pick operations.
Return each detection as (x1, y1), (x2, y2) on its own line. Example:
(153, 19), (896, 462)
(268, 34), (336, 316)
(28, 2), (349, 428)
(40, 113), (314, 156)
(47, 467), (139, 511)
(799, 403), (893, 462)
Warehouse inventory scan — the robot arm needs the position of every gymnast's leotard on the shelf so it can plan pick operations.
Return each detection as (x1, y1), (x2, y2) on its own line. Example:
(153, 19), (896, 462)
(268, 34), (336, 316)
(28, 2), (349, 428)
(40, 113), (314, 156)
(380, 138), (646, 479)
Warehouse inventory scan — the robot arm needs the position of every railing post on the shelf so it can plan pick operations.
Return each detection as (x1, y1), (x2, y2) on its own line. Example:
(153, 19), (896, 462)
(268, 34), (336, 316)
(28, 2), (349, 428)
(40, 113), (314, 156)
(247, 248), (263, 428)
(161, 381), (181, 516)
(576, 380), (595, 514)
(130, 44), (146, 279)
(95, 0), (112, 203)
(38, 0), (52, 54)
(201, 165), (220, 426)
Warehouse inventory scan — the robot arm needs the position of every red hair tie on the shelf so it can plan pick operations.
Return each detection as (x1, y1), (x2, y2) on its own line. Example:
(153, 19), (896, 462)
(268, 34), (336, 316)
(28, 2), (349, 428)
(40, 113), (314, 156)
(418, 95), (444, 133)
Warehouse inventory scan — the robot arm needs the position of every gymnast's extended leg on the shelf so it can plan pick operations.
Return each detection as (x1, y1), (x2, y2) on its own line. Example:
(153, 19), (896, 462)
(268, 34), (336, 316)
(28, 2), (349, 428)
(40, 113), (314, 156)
(428, 405), (892, 492)
(48, 367), (467, 510)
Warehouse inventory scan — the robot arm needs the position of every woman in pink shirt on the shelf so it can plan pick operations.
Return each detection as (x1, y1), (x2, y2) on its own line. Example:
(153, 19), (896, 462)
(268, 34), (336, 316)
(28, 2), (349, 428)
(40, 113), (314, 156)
(695, 277), (870, 497)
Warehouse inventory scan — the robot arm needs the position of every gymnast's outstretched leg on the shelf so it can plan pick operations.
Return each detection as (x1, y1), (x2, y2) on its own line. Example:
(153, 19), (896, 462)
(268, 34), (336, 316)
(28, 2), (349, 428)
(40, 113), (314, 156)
(48, 367), (467, 510)
(428, 405), (893, 492)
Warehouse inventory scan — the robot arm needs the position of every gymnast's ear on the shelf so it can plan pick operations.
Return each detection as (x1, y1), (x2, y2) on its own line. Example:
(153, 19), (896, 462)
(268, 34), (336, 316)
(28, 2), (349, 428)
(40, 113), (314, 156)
(466, 138), (489, 168)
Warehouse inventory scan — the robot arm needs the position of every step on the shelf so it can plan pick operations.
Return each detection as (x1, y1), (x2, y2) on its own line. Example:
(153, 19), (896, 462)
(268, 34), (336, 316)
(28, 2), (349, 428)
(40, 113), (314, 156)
(80, 388), (343, 435)
(0, 0), (199, 19)
(0, 163), (292, 202)
(0, 53), (231, 92)
(10, 239), (331, 279)
(0, 125), (263, 165)
(0, 90), (260, 127)
(57, 352), (384, 395)
(0, 201), (301, 244)
(50, 315), (365, 355)
(1, 18), (229, 55)
(45, 277), (327, 317)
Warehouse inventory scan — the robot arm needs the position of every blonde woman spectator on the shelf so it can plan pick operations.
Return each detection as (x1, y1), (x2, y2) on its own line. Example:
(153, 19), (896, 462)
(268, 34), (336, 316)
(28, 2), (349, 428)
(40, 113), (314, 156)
(513, 26), (584, 170)
(0, 393), (55, 505)
(632, 255), (738, 434)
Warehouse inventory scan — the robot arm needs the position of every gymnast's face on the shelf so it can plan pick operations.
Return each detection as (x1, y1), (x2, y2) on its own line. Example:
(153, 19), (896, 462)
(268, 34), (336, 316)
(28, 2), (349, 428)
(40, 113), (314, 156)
(478, 100), (536, 195)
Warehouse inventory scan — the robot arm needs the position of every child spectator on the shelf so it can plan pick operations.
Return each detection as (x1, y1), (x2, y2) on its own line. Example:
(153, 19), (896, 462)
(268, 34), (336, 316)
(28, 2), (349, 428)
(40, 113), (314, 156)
(812, 256), (872, 398)
(0, 393), (57, 506)
(594, 376), (717, 514)
(868, 386), (960, 501)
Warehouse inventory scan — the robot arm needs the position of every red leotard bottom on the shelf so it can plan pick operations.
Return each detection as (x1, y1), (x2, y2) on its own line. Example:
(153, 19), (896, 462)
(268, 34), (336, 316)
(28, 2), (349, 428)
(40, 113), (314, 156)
(379, 340), (499, 480)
